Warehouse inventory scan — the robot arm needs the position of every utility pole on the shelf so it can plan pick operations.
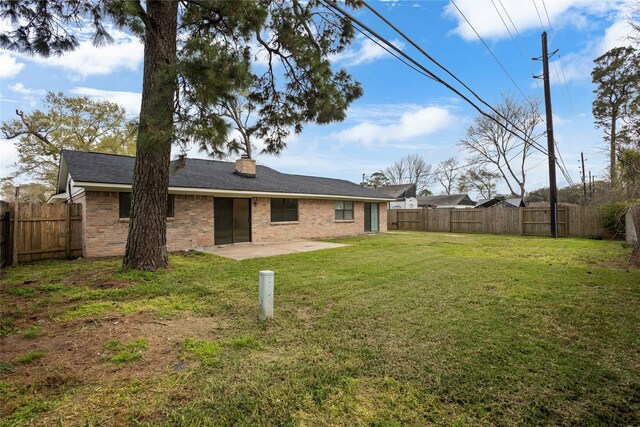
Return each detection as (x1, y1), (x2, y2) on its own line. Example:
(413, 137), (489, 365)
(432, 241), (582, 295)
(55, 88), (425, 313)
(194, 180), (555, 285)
(580, 152), (587, 199)
(539, 32), (558, 238)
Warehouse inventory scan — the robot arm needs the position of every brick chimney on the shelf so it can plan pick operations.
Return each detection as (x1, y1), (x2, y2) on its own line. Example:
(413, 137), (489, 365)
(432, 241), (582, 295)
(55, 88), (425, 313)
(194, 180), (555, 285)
(235, 155), (256, 178)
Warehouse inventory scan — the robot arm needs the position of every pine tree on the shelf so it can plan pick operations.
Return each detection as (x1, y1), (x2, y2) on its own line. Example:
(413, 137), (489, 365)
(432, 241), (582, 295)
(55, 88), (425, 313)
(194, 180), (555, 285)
(1, 0), (363, 271)
(591, 46), (639, 186)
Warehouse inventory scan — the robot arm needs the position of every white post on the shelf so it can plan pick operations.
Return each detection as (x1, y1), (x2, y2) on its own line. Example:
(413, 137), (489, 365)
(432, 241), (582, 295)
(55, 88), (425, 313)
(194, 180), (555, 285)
(258, 270), (274, 321)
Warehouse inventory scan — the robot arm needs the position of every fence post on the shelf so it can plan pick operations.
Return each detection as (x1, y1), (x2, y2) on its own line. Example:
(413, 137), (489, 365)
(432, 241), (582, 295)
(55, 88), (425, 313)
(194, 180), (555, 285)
(518, 207), (524, 235)
(12, 188), (19, 266)
(65, 203), (71, 258)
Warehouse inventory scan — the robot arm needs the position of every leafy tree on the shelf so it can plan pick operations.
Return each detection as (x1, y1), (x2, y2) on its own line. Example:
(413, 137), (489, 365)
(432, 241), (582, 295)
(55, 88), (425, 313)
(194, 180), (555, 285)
(458, 94), (542, 199)
(383, 154), (434, 195)
(591, 46), (639, 185)
(1, 0), (363, 271)
(1, 92), (136, 189)
(457, 166), (499, 200)
(434, 157), (460, 195)
(362, 171), (390, 188)
(0, 181), (49, 204)
(526, 184), (584, 205)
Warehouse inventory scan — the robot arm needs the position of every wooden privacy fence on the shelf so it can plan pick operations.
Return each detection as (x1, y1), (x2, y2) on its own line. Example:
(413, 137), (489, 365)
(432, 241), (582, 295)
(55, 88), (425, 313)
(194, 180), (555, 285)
(1, 203), (83, 266)
(388, 205), (610, 238)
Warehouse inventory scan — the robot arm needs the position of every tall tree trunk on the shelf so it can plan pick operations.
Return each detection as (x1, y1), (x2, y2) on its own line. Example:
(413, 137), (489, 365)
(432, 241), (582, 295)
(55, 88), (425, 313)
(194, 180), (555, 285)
(610, 112), (617, 186)
(123, 1), (178, 271)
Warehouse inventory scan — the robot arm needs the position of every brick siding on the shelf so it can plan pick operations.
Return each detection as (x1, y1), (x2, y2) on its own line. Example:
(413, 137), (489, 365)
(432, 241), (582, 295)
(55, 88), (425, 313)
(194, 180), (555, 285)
(251, 198), (387, 243)
(81, 192), (214, 257)
(79, 191), (386, 257)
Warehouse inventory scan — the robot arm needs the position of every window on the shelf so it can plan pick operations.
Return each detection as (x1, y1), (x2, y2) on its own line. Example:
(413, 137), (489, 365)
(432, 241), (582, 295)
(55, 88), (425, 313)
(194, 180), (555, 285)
(335, 201), (354, 220)
(270, 198), (298, 222)
(119, 193), (175, 219)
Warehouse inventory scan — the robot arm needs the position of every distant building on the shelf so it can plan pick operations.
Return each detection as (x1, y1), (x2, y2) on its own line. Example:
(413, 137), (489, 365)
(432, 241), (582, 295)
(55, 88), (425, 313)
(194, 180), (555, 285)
(374, 184), (416, 199)
(417, 194), (476, 208)
(374, 184), (418, 210)
(475, 196), (525, 208)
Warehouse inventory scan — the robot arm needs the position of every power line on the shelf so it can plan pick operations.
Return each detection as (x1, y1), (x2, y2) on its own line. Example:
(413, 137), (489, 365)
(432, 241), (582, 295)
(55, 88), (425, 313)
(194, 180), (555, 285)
(355, 27), (437, 82)
(361, 0), (532, 135)
(540, 0), (576, 118)
(532, 0), (546, 32)
(319, 0), (550, 157)
(450, 0), (530, 102)
(356, 0), (550, 156)
(491, 0), (542, 95)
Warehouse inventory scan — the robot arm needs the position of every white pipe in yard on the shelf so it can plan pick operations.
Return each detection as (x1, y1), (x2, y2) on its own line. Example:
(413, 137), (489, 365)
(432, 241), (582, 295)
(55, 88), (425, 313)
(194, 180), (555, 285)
(258, 270), (274, 321)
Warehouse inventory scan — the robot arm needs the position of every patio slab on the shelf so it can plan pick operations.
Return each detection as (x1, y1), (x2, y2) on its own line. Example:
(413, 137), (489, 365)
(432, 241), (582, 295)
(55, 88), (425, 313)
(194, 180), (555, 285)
(200, 240), (348, 260)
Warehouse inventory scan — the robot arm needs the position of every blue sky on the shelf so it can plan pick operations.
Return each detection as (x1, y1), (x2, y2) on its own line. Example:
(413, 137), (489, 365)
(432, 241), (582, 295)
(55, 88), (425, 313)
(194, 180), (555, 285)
(1, 0), (637, 198)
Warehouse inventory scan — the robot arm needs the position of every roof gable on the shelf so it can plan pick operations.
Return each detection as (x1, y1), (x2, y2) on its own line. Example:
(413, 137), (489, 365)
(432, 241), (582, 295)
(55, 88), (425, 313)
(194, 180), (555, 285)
(417, 194), (475, 207)
(374, 184), (416, 198)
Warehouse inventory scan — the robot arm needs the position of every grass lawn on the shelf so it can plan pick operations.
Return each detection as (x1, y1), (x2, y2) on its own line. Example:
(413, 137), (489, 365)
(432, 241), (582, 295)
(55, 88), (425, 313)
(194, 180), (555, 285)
(1, 232), (639, 426)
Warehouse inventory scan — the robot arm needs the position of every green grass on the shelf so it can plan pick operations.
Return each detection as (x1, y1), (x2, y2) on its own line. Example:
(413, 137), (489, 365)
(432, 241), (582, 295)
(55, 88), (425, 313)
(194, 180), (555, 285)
(182, 338), (221, 366)
(21, 326), (43, 339)
(103, 338), (149, 366)
(15, 351), (43, 365)
(1, 232), (639, 425)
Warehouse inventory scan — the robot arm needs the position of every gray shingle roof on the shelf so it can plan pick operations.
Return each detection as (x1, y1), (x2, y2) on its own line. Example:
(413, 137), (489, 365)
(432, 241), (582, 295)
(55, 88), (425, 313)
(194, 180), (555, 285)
(61, 150), (391, 200)
(374, 184), (416, 198)
(417, 194), (475, 207)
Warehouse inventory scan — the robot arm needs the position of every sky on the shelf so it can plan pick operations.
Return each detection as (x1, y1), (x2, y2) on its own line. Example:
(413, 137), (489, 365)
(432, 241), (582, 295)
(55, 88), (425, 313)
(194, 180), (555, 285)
(0, 0), (638, 199)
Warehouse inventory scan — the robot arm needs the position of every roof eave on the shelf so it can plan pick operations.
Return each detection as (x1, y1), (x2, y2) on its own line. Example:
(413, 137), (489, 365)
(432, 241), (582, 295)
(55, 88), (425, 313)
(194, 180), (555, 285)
(72, 181), (394, 202)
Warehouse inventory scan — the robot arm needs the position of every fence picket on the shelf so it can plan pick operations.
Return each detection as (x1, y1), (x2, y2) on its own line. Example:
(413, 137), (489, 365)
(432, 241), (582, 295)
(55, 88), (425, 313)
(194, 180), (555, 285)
(388, 206), (611, 239)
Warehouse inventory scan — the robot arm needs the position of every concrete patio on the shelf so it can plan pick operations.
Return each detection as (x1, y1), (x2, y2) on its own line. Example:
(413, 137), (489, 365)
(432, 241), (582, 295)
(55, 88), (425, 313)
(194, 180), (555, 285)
(200, 240), (348, 260)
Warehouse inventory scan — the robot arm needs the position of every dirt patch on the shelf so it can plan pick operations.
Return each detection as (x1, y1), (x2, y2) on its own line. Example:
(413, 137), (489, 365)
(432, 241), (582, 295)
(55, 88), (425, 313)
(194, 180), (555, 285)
(92, 280), (130, 289)
(0, 312), (229, 387)
(63, 266), (121, 287)
(597, 262), (635, 270)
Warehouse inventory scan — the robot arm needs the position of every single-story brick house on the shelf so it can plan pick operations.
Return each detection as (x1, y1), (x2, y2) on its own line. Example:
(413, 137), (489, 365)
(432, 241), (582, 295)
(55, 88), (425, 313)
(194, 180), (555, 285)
(50, 150), (393, 258)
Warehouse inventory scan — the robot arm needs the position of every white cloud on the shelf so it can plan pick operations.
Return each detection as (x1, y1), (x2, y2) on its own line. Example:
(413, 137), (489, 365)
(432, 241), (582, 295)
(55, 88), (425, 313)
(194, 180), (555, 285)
(0, 139), (19, 180)
(28, 34), (143, 78)
(0, 53), (24, 78)
(8, 83), (46, 107)
(10, 83), (45, 97)
(332, 37), (405, 67)
(443, 0), (631, 42)
(550, 14), (636, 84)
(334, 106), (455, 146)
(599, 18), (636, 52)
(69, 87), (141, 117)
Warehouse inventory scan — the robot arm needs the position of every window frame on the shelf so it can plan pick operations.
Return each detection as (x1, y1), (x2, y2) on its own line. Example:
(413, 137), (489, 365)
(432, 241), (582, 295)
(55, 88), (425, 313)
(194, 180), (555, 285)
(270, 198), (299, 222)
(119, 193), (175, 219)
(335, 200), (354, 221)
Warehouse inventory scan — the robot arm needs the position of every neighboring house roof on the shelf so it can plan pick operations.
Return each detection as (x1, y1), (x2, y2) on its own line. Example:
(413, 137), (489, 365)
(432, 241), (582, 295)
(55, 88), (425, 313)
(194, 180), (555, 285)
(374, 184), (416, 199)
(475, 196), (525, 208)
(417, 194), (475, 207)
(55, 150), (393, 201)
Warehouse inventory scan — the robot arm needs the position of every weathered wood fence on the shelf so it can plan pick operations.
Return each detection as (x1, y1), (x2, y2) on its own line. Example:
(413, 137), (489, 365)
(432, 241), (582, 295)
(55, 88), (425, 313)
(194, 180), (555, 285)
(1, 203), (83, 266)
(388, 206), (611, 238)
(0, 202), (10, 267)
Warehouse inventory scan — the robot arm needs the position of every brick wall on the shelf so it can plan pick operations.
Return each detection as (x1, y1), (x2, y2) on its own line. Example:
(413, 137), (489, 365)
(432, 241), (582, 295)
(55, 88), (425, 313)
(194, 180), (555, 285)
(82, 192), (214, 258)
(80, 192), (385, 257)
(251, 198), (387, 243)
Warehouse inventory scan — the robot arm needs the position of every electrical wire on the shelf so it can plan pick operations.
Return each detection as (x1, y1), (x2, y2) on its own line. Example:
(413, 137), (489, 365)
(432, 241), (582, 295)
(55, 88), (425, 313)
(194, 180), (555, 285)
(491, 0), (544, 95)
(450, 0), (530, 102)
(318, 0), (550, 157)
(541, 0), (576, 118)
